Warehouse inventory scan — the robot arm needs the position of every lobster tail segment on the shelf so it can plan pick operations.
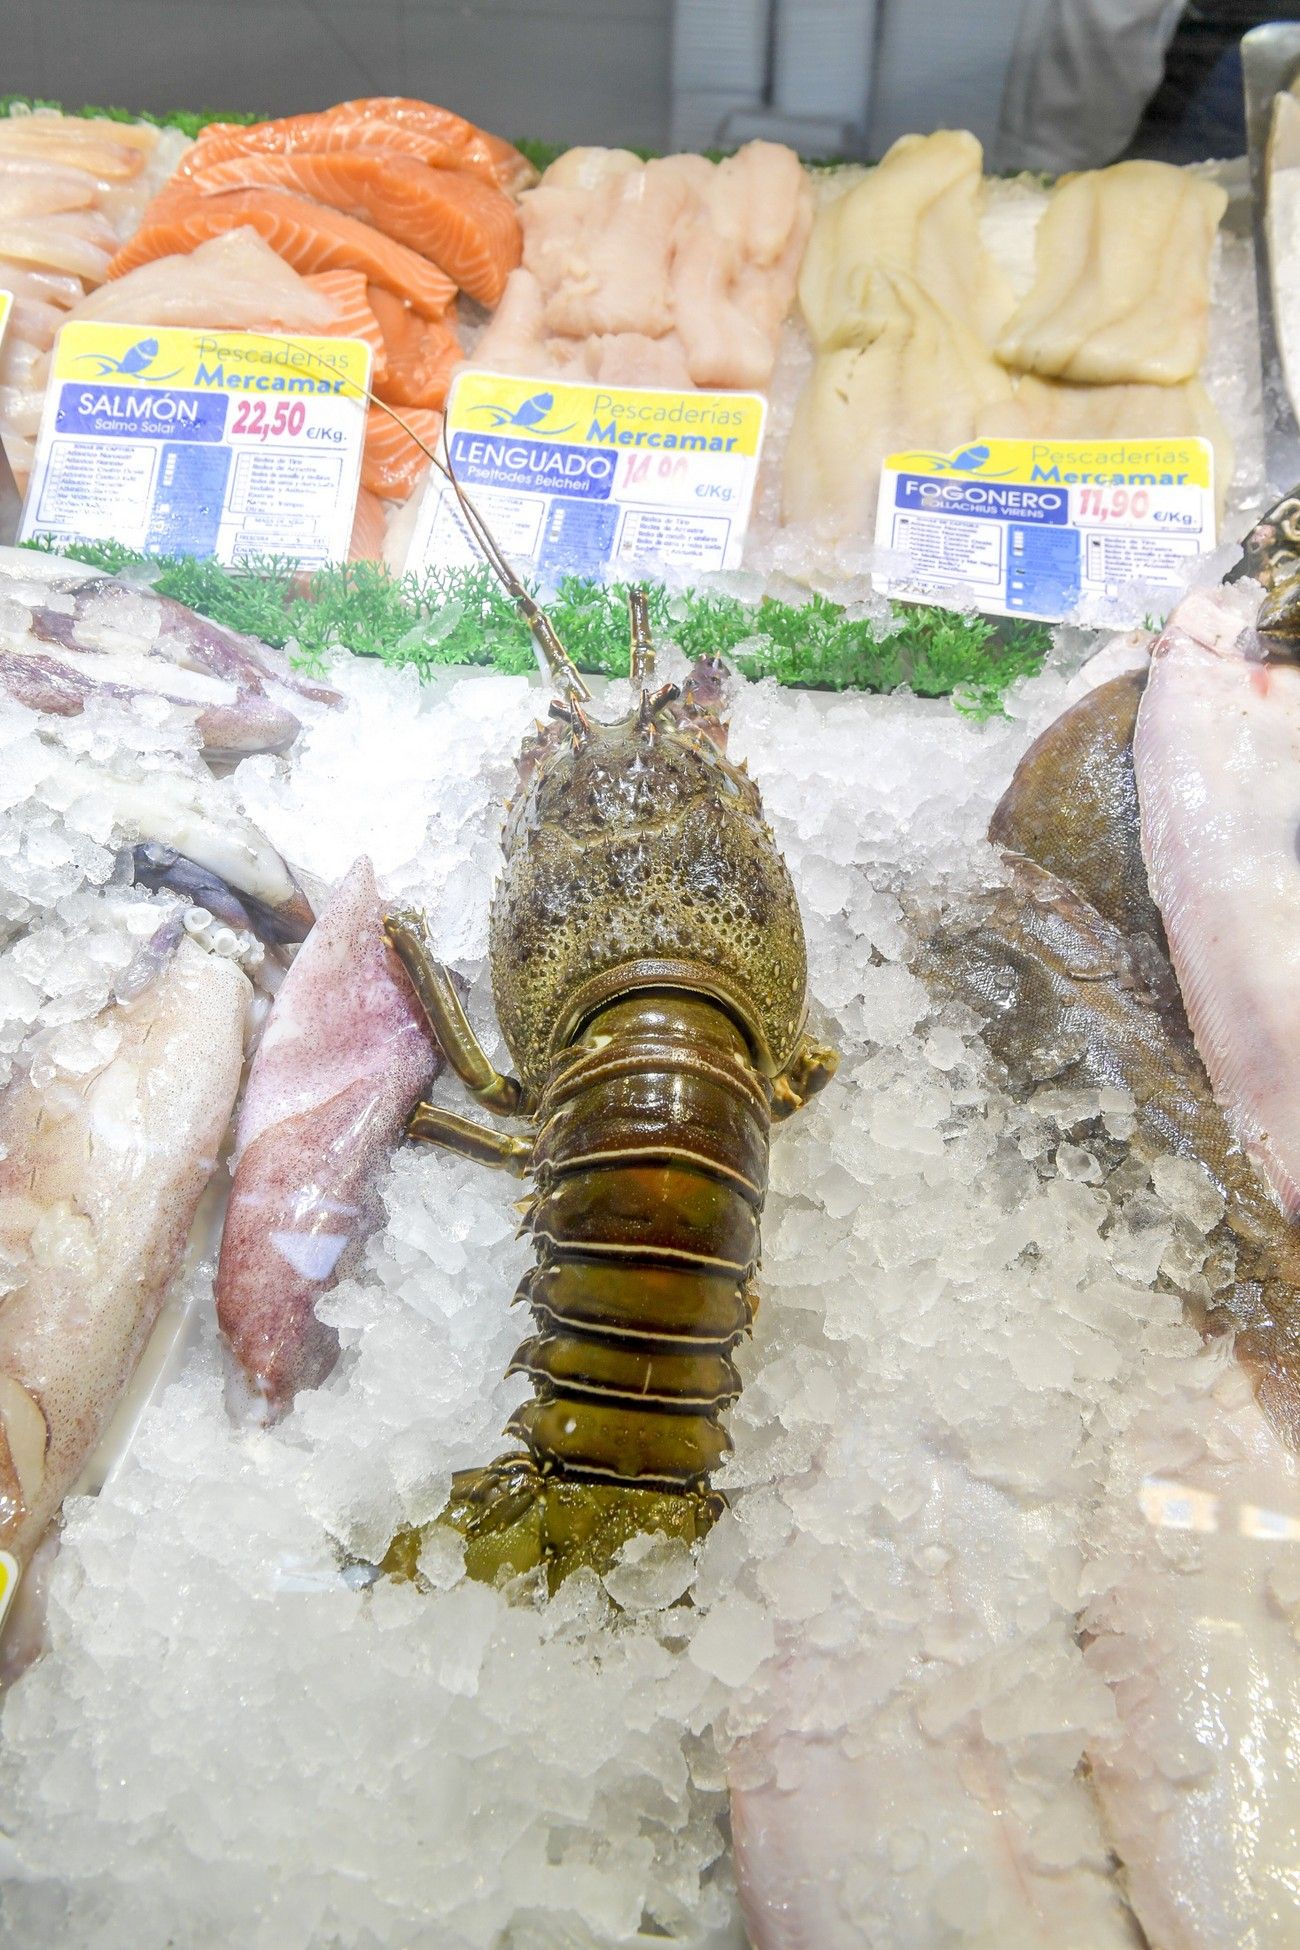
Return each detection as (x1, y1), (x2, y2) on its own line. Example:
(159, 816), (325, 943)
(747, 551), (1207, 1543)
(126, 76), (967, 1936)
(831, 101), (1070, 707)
(507, 993), (770, 1493)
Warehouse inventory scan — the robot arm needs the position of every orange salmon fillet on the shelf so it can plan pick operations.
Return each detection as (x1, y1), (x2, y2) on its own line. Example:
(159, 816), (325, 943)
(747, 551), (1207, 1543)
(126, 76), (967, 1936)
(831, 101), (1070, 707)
(180, 98), (535, 195)
(108, 188), (457, 318)
(366, 283), (461, 409)
(303, 268), (388, 380)
(348, 485), (388, 561)
(363, 404), (443, 499)
(187, 151), (521, 306)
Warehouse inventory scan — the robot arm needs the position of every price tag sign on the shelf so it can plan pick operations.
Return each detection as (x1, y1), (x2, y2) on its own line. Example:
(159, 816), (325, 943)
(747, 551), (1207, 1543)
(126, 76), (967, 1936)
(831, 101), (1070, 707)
(21, 322), (370, 565)
(874, 436), (1216, 622)
(404, 369), (766, 585)
(0, 1548), (17, 1633)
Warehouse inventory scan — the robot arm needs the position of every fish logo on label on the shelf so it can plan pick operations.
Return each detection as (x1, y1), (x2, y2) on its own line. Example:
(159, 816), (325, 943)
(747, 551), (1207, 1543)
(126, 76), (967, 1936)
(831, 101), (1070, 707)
(466, 390), (577, 434)
(74, 335), (184, 382)
(905, 443), (1018, 479)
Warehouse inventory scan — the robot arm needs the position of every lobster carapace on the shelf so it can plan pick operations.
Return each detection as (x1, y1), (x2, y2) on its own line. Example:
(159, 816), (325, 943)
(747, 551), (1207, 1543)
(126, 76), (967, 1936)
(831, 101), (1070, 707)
(383, 591), (836, 1587)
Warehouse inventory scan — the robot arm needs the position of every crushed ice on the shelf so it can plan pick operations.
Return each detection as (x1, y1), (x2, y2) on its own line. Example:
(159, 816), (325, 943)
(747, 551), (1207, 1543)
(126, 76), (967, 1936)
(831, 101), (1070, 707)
(0, 629), (1234, 1947)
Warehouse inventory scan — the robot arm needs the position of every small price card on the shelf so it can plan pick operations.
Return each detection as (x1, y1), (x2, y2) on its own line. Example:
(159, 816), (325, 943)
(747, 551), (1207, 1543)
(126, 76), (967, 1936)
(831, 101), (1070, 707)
(22, 322), (370, 565)
(874, 436), (1217, 622)
(404, 369), (766, 585)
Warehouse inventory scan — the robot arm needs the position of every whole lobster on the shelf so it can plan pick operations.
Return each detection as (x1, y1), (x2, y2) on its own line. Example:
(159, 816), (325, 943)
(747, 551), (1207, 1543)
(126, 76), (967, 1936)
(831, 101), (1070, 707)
(383, 588), (836, 1587)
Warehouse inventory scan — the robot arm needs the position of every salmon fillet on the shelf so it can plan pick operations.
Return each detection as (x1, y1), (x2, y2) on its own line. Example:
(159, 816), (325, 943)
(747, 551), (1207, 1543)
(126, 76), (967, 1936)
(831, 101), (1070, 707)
(179, 98), (534, 196)
(347, 485), (388, 561)
(366, 283), (461, 408)
(187, 150), (521, 306)
(362, 404), (443, 499)
(108, 187), (456, 318)
(303, 269), (388, 380)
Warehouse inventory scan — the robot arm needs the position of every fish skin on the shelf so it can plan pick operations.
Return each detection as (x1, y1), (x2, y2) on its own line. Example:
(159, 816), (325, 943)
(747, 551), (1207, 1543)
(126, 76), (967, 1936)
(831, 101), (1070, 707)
(107, 188), (457, 319)
(911, 668), (1300, 1950)
(0, 936), (249, 1567)
(989, 671), (1170, 982)
(188, 150), (522, 306)
(923, 631), (1300, 1431)
(215, 858), (442, 1411)
(1133, 584), (1300, 1228)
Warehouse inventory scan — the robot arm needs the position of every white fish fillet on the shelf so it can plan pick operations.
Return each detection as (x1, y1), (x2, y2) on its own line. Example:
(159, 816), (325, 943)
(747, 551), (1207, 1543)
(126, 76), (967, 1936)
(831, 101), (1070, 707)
(492, 141), (808, 392)
(527, 154), (693, 340)
(0, 163), (98, 220)
(782, 267), (1012, 534)
(730, 1455), (1139, 1949)
(1132, 581), (1300, 1217)
(1082, 1354), (1300, 1949)
(977, 375), (1234, 517)
(62, 226), (343, 335)
(799, 129), (1013, 352)
(0, 257), (83, 311)
(0, 212), (115, 282)
(995, 161), (1226, 385)
(0, 937), (248, 1567)
(0, 113), (154, 181)
(670, 142), (811, 389)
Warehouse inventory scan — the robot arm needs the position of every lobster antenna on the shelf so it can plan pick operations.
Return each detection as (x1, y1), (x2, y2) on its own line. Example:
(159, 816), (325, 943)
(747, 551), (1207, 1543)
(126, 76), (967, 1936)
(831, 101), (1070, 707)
(240, 334), (591, 704)
(628, 586), (655, 685)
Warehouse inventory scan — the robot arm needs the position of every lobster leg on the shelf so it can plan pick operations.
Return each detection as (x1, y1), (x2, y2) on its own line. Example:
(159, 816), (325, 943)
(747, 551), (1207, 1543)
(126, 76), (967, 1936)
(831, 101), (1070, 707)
(771, 1032), (839, 1119)
(383, 910), (524, 1116)
(407, 1103), (532, 1175)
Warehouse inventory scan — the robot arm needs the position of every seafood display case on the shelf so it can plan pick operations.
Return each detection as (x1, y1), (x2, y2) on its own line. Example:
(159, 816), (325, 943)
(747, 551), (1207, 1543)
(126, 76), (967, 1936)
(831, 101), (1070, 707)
(1, 42), (1300, 1950)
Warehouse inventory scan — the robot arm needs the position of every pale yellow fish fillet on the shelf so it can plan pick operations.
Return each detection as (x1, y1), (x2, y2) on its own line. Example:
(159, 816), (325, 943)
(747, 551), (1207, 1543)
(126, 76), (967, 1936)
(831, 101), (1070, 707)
(0, 938), (249, 1569)
(978, 374), (1234, 517)
(798, 129), (1014, 352)
(995, 160), (1226, 385)
(782, 267), (1013, 536)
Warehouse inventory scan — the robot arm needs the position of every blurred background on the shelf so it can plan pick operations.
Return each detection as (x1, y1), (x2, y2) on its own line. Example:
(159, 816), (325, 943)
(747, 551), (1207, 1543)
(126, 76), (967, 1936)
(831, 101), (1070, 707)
(6, 0), (1297, 167)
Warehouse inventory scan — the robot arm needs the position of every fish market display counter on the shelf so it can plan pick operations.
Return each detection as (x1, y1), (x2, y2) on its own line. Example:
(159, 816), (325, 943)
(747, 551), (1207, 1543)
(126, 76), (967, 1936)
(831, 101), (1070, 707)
(0, 79), (1296, 1950)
